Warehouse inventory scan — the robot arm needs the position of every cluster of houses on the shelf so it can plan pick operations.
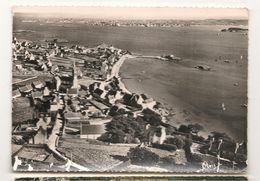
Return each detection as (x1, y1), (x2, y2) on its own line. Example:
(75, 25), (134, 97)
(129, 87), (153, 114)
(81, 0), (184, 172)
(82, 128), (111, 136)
(11, 38), (135, 171)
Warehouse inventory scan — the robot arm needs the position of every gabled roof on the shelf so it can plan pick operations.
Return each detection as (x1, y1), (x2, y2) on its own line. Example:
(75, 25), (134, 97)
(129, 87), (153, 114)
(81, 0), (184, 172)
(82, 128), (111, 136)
(140, 94), (148, 100)
(123, 93), (132, 102)
(93, 88), (104, 96)
(89, 100), (110, 110)
(32, 80), (44, 87)
(106, 89), (117, 96)
(19, 85), (33, 93)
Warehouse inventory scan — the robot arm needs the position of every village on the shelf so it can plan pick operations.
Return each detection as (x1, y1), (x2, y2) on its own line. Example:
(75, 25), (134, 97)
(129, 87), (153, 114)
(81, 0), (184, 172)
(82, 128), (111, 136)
(12, 37), (247, 172)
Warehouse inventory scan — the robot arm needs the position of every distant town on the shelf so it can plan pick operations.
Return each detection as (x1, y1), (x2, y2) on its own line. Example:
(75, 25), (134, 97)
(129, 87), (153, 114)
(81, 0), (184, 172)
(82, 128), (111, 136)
(12, 36), (247, 172)
(15, 15), (248, 28)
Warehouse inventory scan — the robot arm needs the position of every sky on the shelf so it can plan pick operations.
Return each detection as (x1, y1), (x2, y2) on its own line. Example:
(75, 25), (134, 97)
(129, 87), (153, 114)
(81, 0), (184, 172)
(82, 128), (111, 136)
(12, 7), (248, 20)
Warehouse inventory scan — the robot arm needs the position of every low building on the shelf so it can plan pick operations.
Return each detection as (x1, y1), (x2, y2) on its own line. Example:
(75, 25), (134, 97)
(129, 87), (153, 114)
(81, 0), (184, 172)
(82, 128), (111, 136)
(32, 80), (45, 90)
(146, 125), (167, 145)
(93, 88), (107, 99)
(80, 123), (106, 139)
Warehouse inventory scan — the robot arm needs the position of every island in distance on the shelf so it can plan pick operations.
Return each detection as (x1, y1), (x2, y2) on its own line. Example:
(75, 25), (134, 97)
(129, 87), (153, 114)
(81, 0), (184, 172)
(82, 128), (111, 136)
(12, 7), (248, 173)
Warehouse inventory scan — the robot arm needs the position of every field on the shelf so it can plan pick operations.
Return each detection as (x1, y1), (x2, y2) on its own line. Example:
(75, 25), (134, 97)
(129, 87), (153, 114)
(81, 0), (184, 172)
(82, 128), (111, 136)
(57, 136), (187, 172)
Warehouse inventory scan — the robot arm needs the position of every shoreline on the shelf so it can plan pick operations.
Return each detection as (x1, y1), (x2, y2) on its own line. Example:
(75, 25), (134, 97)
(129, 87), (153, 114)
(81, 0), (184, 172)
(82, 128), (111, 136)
(108, 54), (134, 94)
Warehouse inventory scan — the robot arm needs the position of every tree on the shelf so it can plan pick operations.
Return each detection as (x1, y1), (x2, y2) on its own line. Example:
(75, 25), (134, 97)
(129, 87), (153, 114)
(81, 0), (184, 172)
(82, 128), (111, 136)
(98, 115), (146, 143)
(188, 123), (204, 135)
(142, 108), (162, 126)
(183, 137), (193, 162)
(164, 136), (185, 149)
(178, 125), (191, 133)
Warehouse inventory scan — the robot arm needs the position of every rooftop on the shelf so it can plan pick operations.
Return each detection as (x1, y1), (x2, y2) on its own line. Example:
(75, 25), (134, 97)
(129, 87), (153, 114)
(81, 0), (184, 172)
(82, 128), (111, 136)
(89, 100), (110, 110)
(19, 85), (33, 93)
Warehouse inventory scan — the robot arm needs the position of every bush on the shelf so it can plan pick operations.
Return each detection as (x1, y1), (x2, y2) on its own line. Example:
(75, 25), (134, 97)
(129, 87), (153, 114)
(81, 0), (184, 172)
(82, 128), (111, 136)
(98, 130), (128, 143)
(166, 126), (177, 135)
(164, 136), (185, 149)
(152, 143), (177, 152)
(188, 123), (204, 135)
(191, 134), (206, 143)
(160, 156), (176, 166)
(127, 147), (160, 166)
(199, 145), (210, 154)
(178, 125), (191, 133)
(190, 153), (203, 163)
